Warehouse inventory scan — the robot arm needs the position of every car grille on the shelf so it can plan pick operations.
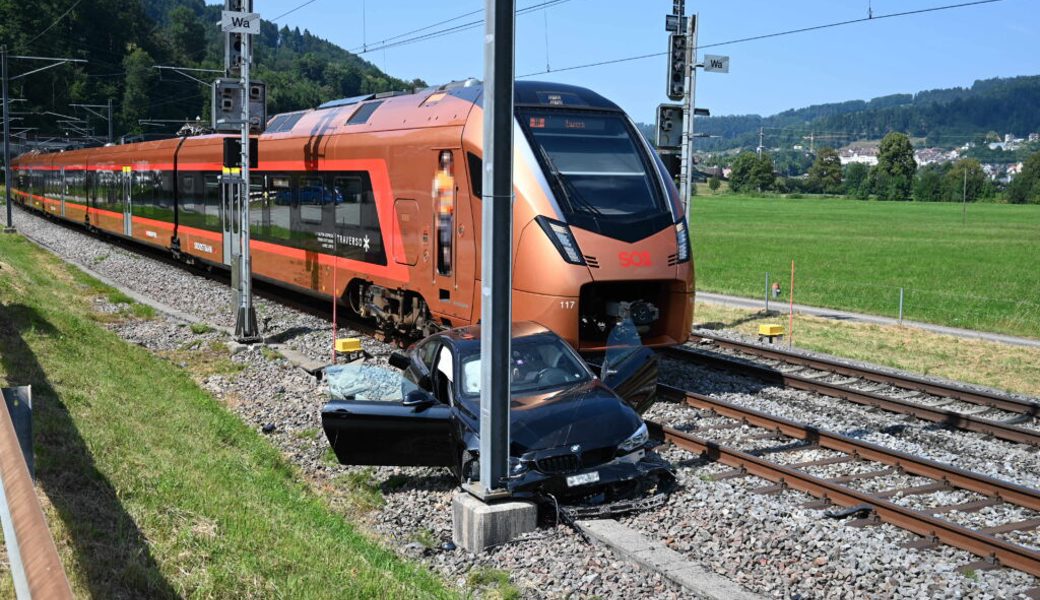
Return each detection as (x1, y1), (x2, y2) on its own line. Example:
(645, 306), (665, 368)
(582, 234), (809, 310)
(579, 447), (616, 468)
(536, 454), (580, 474)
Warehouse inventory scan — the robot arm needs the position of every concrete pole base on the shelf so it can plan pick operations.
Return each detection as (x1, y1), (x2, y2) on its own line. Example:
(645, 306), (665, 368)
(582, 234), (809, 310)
(452, 492), (537, 553)
(3, 227), (15, 234)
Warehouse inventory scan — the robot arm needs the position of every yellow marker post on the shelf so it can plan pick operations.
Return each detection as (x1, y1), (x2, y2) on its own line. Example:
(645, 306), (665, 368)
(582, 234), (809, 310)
(758, 324), (784, 345)
(335, 338), (362, 354)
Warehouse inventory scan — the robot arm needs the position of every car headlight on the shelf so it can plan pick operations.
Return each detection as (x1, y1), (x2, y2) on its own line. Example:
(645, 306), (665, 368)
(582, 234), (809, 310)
(509, 456), (528, 475)
(618, 422), (649, 453)
(536, 216), (586, 265)
(675, 219), (690, 264)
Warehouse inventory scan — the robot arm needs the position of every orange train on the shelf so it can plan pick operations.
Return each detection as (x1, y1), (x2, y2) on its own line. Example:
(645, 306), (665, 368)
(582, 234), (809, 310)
(11, 80), (693, 349)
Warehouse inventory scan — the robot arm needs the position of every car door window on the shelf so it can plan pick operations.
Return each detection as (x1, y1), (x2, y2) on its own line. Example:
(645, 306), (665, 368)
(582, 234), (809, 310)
(417, 339), (439, 373)
(431, 346), (454, 405)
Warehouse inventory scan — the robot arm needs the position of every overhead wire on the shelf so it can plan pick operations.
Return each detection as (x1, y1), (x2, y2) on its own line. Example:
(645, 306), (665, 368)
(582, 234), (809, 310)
(270, 0), (323, 23)
(517, 0), (1006, 78)
(23, 0), (83, 47)
(355, 0), (576, 55)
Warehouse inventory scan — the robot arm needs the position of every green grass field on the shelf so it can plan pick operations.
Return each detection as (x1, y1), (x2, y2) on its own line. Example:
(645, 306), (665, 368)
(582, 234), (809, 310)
(690, 195), (1040, 338)
(0, 233), (451, 598)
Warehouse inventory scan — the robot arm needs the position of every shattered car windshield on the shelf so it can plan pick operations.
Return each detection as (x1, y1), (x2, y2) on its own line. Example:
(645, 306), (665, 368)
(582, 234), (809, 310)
(459, 334), (590, 397)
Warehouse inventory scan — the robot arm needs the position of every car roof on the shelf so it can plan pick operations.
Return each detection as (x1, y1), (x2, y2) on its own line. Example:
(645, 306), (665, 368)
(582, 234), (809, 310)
(438, 321), (554, 349)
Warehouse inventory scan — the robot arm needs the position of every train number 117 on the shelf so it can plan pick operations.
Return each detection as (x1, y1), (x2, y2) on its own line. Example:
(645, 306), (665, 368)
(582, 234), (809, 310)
(560, 300), (576, 310)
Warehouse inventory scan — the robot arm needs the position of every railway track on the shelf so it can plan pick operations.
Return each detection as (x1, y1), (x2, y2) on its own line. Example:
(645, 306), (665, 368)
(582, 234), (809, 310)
(662, 333), (1040, 447)
(648, 384), (1040, 595)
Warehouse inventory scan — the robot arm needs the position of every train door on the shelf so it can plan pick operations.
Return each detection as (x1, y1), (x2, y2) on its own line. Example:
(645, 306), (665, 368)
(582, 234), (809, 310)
(220, 171), (241, 267)
(59, 167), (66, 217)
(430, 149), (473, 321)
(121, 166), (132, 236)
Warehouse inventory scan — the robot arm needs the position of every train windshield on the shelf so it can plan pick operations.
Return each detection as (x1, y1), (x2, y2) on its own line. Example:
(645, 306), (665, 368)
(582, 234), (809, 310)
(518, 108), (672, 240)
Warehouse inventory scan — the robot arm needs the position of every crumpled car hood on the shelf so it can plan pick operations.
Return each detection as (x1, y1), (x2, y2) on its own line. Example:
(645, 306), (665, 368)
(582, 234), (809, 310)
(508, 382), (642, 454)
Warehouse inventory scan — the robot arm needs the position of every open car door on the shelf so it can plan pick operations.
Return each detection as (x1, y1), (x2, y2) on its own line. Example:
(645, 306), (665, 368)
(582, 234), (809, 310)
(600, 319), (659, 414)
(321, 398), (453, 467)
(318, 361), (453, 465)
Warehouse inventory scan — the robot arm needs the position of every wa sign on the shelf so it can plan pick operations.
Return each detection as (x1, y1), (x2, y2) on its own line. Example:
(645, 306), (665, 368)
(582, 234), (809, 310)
(221, 10), (260, 34)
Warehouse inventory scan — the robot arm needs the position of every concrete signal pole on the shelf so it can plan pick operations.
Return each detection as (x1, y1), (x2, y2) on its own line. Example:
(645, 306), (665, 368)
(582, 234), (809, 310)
(677, 13), (698, 217)
(3, 46), (13, 233)
(235, 3), (259, 342)
(476, 0), (515, 499)
(222, 0), (260, 342)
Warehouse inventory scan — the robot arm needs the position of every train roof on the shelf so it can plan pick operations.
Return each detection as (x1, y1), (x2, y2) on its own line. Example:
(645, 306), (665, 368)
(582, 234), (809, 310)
(13, 81), (623, 165)
(262, 80), (622, 139)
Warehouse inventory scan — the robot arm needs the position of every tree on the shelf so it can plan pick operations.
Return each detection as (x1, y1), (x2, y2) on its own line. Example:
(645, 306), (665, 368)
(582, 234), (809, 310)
(807, 147), (842, 194)
(166, 6), (206, 64)
(873, 132), (916, 200)
(943, 159), (986, 203)
(913, 164), (948, 201)
(751, 152), (776, 192)
(121, 46), (157, 135)
(1007, 151), (1040, 204)
(708, 176), (721, 193)
(844, 163), (870, 199)
(728, 151), (758, 193)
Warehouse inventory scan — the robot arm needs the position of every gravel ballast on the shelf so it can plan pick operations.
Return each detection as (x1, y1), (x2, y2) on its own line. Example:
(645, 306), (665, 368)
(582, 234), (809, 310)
(6, 205), (1039, 598)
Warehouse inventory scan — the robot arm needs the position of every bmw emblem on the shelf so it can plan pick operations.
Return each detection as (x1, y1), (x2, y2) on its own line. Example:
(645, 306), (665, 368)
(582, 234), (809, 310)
(570, 444), (581, 453)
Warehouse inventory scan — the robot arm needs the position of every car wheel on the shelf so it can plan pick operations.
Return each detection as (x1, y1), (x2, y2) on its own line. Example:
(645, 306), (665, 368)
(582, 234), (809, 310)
(459, 450), (478, 484)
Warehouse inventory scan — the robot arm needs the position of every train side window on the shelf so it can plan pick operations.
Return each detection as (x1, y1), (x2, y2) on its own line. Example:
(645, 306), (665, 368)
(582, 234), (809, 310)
(248, 175), (268, 237)
(467, 152), (482, 198)
(265, 174), (293, 240)
(204, 174), (221, 231)
(179, 174), (204, 228)
(332, 175), (363, 227)
(298, 177), (324, 225)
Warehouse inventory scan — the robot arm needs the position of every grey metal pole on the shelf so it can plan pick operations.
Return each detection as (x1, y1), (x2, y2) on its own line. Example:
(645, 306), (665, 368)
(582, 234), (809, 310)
(898, 287), (904, 325)
(765, 268), (773, 311)
(107, 98), (113, 144)
(3, 45), (13, 232)
(678, 14), (698, 216)
(234, 0), (259, 342)
(477, 0), (514, 498)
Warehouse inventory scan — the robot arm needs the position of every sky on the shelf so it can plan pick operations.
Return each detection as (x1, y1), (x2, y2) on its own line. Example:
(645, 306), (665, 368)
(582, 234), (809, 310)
(249, 0), (1039, 123)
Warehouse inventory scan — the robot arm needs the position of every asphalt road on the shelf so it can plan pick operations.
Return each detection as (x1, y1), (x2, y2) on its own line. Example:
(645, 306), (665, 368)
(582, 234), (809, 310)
(696, 292), (1040, 350)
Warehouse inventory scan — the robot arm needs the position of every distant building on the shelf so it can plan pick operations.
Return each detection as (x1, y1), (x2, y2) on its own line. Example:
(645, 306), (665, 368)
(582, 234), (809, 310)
(839, 146), (879, 166)
(914, 147), (959, 166)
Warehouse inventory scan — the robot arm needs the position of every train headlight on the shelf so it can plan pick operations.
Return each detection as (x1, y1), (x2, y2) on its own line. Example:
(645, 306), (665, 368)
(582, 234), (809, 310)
(675, 219), (691, 264)
(536, 216), (586, 266)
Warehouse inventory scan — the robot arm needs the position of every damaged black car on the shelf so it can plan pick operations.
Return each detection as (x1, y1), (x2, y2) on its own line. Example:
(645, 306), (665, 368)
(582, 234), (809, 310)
(320, 321), (674, 513)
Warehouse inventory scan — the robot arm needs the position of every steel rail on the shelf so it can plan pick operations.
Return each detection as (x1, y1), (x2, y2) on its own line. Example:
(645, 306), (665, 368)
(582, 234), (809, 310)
(664, 345), (1040, 447)
(655, 384), (1040, 511)
(690, 332), (1040, 416)
(647, 418), (1040, 578)
(0, 397), (73, 599)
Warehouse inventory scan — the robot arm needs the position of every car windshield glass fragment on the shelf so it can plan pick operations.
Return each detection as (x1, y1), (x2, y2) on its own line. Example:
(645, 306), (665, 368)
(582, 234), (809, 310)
(460, 335), (590, 397)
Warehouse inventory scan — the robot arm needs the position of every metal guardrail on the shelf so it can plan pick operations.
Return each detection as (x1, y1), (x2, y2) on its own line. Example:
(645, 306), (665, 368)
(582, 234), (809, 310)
(0, 386), (73, 599)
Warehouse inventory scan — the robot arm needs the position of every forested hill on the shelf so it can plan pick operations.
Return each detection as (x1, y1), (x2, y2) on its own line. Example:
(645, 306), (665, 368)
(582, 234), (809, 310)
(0, 0), (419, 140)
(695, 75), (1040, 151)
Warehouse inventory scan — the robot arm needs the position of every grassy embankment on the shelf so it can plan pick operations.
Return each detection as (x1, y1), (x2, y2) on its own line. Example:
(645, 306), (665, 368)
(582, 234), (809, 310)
(0, 232), (451, 598)
(690, 195), (1040, 339)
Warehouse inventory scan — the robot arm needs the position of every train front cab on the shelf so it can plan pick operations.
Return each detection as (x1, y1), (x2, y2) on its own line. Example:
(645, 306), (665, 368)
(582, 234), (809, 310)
(465, 82), (694, 351)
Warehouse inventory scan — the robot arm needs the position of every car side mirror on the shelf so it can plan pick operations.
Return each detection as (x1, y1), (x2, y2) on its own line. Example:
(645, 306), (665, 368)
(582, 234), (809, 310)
(402, 389), (437, 410)
(388, 351), (410, 370)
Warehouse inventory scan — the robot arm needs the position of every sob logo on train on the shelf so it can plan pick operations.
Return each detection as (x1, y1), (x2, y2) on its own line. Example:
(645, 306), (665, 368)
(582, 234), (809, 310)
(618, 250), (652, 267)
